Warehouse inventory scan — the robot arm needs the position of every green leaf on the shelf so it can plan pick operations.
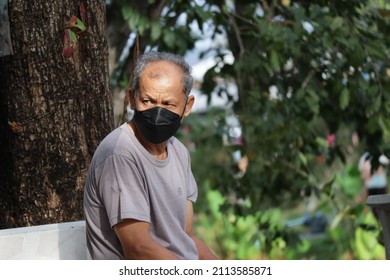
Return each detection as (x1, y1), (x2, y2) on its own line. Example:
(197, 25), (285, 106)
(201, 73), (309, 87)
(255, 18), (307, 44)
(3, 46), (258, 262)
(367, 116), (380, 133)
(163, 30), (175, 48)
(378, 115), (390, 137)
(121, 5), (135, 20)
(316, 137), (328, 148)
(129, 13), (140, 29)
(150, 21), (162, 41)
(339, 88), (350, 110)
(322, 176), (336, 197)
(372, 95), (381, 113)
(330, 17), (344, 31)
(298, 152), (308, 166)
(69, 16), (86, 32)
(137, 17), (150, 35)
(270, 50), (280, 72)
(68, 29), (77, 43)
(292, 6), (305, 22)
(306, 89), (320, 114)
(365, 41), (386, 59)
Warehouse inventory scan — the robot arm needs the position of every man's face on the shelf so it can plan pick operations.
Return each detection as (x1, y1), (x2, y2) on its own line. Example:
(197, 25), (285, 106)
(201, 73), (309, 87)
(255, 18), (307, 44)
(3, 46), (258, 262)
(136, 61), (188, 116)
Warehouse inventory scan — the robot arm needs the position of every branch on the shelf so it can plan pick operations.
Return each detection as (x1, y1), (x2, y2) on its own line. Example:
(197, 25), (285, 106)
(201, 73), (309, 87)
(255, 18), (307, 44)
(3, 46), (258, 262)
(222, 7), (245, 103)
(300, 69), (316, 90)
(225, 11), (245, 61)
(148, 0), (168, 20)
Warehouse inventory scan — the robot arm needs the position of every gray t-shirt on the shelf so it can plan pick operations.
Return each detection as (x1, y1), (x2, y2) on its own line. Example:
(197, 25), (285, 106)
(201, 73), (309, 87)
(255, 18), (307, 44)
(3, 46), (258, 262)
(83, 123), (199, 259)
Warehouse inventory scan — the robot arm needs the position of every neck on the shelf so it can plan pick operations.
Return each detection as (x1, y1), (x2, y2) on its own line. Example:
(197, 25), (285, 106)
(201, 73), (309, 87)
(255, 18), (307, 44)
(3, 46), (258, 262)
(128, 121), (168, 160)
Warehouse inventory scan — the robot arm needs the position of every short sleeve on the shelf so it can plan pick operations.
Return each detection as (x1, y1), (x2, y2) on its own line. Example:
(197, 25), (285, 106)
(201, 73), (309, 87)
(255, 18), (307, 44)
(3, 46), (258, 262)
(99, 155), (150, 227)
(186, 150), (198, 202)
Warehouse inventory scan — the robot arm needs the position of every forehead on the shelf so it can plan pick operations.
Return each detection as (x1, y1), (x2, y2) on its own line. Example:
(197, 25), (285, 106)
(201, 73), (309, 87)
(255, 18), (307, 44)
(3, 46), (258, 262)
(141, 61), (183, 81)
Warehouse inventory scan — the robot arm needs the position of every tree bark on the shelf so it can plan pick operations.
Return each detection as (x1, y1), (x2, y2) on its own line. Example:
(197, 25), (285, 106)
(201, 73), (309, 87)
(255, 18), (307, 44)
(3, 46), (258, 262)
(0, 0), (113, 228)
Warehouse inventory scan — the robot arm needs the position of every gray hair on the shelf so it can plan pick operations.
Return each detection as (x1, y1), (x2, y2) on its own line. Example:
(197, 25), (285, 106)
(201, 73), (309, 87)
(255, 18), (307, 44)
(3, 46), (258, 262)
(131, 51), (194, 103)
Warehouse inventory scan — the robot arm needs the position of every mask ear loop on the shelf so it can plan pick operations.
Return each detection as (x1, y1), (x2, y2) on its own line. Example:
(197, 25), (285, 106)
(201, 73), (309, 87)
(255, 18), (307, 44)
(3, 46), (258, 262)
(179, 95), (189, 118)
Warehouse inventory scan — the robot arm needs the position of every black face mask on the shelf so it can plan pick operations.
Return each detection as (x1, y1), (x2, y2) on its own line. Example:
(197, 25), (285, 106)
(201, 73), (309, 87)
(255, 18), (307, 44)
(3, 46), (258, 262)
(133, 106), (184, 144)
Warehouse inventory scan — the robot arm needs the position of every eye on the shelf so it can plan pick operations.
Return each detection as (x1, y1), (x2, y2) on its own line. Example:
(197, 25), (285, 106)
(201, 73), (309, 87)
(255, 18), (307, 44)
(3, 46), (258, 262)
(164, 102), (176, 109)
(142, 99), (153, 105)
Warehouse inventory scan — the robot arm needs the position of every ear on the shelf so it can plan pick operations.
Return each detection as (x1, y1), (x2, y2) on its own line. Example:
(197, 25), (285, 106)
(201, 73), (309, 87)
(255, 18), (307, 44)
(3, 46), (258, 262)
(183, 95), (195, 117)
(128, 88), (135, 110)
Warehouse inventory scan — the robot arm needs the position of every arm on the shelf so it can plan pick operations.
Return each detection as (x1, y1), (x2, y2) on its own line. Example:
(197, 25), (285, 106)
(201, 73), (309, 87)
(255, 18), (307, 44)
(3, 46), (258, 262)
(114, 219), (180, 260)
(185, 200), (220, 260)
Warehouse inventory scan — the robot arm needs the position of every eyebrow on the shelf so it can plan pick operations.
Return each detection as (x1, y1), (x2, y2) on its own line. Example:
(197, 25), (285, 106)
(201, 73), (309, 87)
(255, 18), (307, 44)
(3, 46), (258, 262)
(140, 92), (180, 103)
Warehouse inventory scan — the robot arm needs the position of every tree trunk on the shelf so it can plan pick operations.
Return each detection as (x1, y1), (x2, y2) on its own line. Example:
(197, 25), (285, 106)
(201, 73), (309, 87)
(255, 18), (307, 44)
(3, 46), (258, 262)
(0, 0), (113, 229)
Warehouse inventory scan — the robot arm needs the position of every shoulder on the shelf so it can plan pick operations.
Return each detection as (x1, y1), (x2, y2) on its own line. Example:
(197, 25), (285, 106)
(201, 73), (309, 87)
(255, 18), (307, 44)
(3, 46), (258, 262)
(92, 124), (137, 166)
(97, 125), (128, 148)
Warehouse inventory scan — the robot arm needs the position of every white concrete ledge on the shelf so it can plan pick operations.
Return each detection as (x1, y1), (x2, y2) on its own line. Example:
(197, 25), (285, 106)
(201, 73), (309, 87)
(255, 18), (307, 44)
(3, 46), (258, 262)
(0, 220), (86, 260)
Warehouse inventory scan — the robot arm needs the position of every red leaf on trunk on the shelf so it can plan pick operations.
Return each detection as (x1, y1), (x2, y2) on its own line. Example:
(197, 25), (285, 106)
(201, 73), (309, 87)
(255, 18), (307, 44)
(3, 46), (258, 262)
(63, 29), (74, 57)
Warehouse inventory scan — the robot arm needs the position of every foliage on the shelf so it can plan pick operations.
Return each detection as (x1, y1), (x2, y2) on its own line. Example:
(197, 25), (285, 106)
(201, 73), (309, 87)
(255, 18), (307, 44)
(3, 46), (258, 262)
(193, 162), (385, 259)
(193, 180), (303, 259)
(320, 162), (385, 260)
(198, 0), (390, 211)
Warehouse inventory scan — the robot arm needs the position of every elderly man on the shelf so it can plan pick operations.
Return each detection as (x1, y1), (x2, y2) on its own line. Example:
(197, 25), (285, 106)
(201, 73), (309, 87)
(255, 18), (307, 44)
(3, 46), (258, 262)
(83, 51), (218, 260)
